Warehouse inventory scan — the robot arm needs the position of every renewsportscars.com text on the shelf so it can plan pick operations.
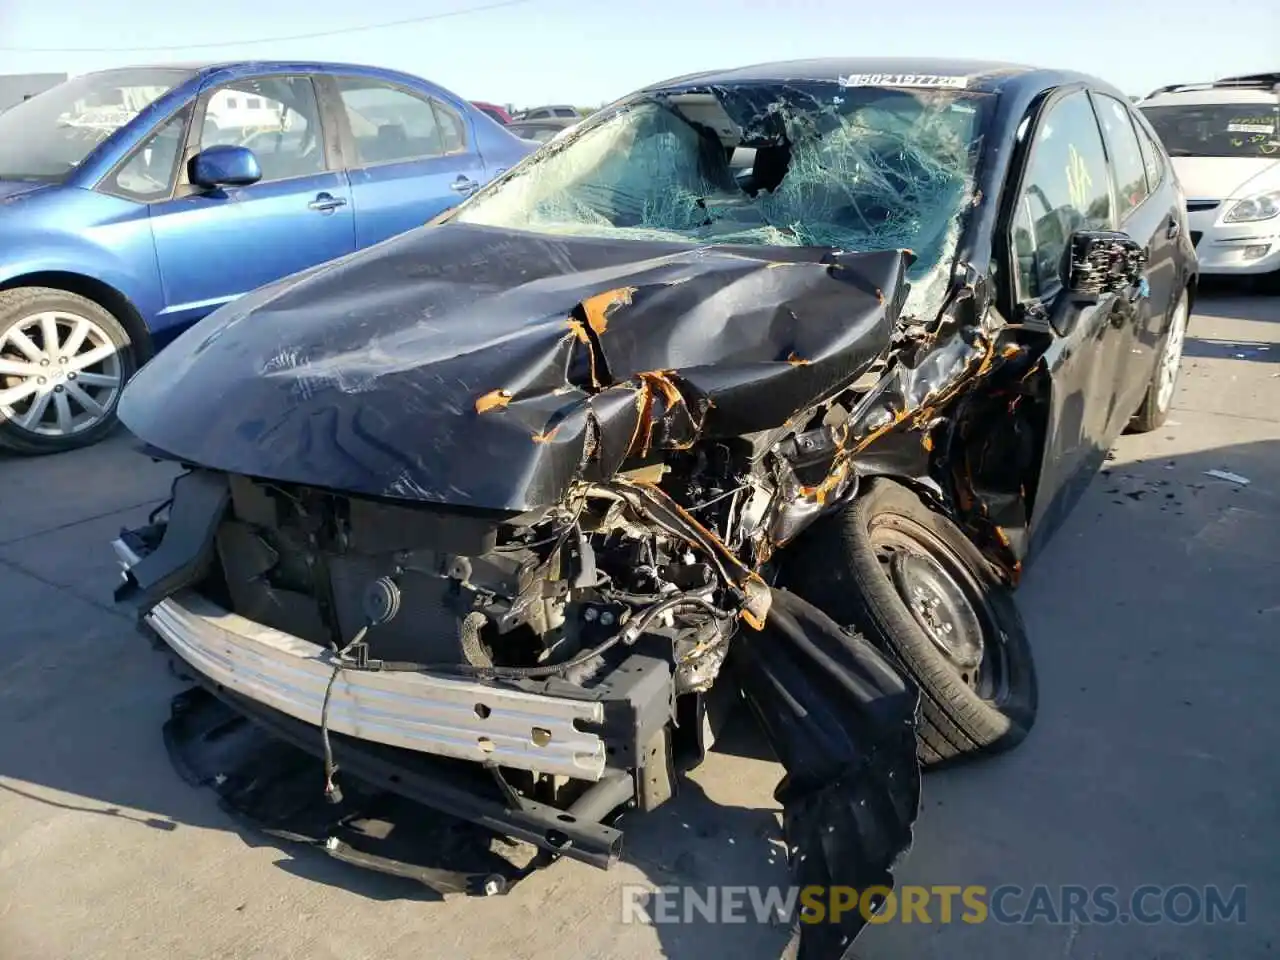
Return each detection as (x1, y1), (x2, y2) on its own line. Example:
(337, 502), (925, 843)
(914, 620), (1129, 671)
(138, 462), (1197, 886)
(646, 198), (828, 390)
(620, 884), (1247, 927)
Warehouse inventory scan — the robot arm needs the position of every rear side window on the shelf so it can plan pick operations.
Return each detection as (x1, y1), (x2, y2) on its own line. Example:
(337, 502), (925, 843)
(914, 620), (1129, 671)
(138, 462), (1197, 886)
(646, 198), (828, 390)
(1094, 94), (1150, 220)
(1135, 123), (1165, 191)
(336, 79), (466, 165)
(1011, 91), (1113, 301)
(432, 100), (468, 154)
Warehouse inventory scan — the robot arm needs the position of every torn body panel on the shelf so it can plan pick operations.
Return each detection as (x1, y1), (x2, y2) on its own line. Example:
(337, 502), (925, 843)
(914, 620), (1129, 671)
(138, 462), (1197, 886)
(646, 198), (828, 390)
(730, 590), (921, 957)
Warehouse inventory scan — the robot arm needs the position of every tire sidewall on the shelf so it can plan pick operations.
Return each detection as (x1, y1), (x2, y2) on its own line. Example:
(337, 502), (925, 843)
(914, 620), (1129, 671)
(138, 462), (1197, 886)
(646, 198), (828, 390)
(783, 478), (1038, 762)
(0, 288), (135, 454)
(1153, 291), (1190, 416)
(846, 480), (1038, 732)
(1133, 288), (1191, 432)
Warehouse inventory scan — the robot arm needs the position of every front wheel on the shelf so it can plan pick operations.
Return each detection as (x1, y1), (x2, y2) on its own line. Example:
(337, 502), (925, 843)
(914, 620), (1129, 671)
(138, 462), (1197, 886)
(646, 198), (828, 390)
(0, 287), (135, 455)
(783, 479), (1038, 766)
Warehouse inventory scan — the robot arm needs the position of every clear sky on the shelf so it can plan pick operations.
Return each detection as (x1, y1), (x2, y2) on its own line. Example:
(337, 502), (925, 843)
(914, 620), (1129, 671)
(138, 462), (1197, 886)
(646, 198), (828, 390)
(1, 0), (1277, 107)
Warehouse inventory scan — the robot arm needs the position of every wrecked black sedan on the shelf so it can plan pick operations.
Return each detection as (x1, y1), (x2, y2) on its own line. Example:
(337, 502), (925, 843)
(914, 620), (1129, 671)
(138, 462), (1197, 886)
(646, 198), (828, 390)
(111, 58), (1195, 955)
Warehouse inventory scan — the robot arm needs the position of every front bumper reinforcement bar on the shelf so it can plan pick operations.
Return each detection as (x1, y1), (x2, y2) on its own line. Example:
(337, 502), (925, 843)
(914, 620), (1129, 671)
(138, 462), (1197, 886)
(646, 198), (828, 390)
(113, 538), (609, 781)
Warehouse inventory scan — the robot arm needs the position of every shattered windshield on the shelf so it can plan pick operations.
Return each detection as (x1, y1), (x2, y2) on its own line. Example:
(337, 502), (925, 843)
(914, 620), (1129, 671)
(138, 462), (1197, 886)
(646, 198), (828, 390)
(454, 81), (992, 318)
(1140, 102), (1280, 158)
(0, 68), (192, 182)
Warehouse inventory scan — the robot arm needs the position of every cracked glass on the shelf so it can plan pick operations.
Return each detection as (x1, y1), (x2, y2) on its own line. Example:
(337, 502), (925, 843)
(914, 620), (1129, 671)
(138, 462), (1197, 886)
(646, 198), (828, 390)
(454, 81), (993, 319)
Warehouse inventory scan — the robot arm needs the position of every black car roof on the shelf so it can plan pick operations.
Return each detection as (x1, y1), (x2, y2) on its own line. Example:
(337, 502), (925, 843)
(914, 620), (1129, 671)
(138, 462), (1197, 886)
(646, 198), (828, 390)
(643, 57), (1110, 98)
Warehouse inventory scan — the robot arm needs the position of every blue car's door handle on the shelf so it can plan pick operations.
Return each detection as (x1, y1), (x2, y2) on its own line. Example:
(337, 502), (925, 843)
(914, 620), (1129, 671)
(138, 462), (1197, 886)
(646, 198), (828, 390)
(308, 192), (348, 212)
(450, 176), (479, 194)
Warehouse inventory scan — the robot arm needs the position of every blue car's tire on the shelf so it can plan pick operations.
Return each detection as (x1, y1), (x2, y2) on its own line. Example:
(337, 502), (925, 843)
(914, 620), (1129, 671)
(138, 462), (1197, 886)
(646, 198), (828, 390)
(0, 286), (135, 455)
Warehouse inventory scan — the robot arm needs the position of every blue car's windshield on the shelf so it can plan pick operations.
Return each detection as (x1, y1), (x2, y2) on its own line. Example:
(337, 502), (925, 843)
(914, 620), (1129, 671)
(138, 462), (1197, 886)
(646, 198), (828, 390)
(455, 81), (993, 319)
(0, 68), (193, 182)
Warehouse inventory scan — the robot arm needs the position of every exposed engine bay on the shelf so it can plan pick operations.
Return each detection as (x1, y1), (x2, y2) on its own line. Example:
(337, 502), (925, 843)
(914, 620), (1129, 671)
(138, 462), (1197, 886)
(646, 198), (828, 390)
(204, 445), (848, 694)
(150, 307), (1037, 703)
(117, 457), (926, 956)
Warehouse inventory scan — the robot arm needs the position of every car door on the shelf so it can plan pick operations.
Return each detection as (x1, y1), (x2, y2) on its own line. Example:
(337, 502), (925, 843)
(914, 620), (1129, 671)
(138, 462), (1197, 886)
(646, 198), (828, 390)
(147, 74), (355, 332)
(1004, 89), (1135, 552)
(325, 76), (488, 248)
(1091, 91), (1177, 428)
(1134, 112), (1185, 364)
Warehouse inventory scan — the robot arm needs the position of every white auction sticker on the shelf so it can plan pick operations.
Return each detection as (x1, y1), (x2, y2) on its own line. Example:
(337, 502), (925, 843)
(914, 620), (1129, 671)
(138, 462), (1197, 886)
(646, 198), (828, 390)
(838, 73), (970, 90)
(1227, 122), (1275, 134)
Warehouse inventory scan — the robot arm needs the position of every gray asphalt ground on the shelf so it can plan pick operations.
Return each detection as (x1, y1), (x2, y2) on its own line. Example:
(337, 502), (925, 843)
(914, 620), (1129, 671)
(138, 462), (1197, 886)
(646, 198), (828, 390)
(1, 287), (1277, 960)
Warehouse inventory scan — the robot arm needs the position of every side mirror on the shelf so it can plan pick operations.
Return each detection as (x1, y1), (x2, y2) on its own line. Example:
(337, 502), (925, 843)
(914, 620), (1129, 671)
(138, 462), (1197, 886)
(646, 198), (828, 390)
(1065, 230), (1147, 302)
(189, 144), (261, 188)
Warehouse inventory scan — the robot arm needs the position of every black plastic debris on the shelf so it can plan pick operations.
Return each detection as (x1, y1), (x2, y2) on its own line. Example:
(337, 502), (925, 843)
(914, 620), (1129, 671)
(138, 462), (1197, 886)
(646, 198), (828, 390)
(730, 589), (922, 959)
(164, 687), (544, 897)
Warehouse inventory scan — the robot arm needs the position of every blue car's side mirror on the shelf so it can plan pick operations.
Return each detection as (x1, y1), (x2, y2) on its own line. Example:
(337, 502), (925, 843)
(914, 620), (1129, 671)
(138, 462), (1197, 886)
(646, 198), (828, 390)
(189, 144), (262, 188)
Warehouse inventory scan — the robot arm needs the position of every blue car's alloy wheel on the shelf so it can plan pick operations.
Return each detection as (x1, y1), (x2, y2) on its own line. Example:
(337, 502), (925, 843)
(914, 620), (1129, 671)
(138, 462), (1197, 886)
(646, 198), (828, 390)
(0, 287), (133, 455)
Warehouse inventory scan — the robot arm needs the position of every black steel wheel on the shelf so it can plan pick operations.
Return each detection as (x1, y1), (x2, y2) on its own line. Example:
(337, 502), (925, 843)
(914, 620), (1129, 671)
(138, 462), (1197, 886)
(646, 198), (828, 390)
(783, 479), (1037, 766)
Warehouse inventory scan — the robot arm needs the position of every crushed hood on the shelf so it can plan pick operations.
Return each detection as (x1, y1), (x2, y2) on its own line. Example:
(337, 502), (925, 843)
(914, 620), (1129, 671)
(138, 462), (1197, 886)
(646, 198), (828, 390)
(119, 222), (909, 511)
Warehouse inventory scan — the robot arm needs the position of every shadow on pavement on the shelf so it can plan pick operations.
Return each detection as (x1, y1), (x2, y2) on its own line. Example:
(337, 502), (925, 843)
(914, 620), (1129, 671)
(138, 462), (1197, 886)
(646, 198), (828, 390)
(1192, 280), (1279, 321)
(1184, 337), (1279, 364)
(0, 431), (179, 545)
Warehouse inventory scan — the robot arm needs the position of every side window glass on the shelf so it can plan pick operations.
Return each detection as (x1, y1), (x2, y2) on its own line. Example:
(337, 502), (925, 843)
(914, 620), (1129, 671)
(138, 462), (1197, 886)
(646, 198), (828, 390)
(336, 79), (446, 165)
(1014, 91), (1112, 301)
(108, 106), (190, 201)
(199, 76), (325, 183)
(431, 100), (468, 154)
(1136, 124), (1164, 191)
(1095, 94), (1150, 220)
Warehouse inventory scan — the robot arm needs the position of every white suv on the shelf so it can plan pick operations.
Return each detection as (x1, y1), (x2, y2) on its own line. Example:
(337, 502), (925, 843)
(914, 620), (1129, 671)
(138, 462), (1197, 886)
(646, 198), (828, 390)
(1139, 73), (1280, 287)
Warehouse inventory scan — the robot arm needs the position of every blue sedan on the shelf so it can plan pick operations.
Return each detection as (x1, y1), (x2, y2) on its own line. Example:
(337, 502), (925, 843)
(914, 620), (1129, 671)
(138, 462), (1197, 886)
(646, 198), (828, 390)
(0, 61), (535, 454)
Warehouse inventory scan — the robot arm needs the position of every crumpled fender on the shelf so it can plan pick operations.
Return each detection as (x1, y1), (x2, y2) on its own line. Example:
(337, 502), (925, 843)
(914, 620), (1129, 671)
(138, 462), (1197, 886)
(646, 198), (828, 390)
(729, 588), (921, 958)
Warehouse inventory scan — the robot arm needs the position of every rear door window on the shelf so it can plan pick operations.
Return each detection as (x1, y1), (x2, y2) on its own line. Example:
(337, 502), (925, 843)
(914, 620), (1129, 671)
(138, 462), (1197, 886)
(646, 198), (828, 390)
(1094, 93), (1150, 220)
(335, 79), (466, 165)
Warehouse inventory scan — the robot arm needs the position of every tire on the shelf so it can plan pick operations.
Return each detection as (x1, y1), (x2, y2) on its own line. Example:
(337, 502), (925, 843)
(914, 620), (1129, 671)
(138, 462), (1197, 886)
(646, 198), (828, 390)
(0, 287), (135, 455)
(782, 479), (1037, 767)
(1129, 288), (1189, 433)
